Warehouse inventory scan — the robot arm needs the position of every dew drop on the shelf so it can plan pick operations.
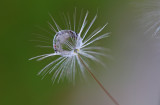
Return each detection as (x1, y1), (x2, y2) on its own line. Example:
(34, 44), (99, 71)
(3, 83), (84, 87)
(53, 30), (82, 55)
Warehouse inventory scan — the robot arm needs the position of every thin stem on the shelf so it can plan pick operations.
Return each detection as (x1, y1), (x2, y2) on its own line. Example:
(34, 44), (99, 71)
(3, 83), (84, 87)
(78, 54), (120, 105)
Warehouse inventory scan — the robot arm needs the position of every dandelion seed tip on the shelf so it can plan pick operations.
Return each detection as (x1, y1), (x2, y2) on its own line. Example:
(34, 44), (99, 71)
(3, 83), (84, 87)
(37, 72), (41, 76)
(107, 32), (111, 35)
(86, 10), (89, 14)
(105, 22), (108, 26)
(48, 12), (52, 16)
(96, 8), (99, 14)
(28, 58), (32, 60)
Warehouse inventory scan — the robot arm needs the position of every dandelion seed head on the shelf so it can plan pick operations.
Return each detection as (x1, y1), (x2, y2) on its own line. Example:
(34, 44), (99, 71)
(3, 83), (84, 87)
(137, 0), (160, 37)
(29, 9), (109, 83)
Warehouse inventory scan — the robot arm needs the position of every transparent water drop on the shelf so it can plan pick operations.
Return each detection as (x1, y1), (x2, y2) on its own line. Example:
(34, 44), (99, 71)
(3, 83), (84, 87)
(53, 30), (82, 56)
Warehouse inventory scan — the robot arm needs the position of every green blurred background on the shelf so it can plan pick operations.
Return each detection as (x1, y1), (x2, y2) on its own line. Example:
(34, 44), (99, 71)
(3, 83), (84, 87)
(2, 0), (160, 105)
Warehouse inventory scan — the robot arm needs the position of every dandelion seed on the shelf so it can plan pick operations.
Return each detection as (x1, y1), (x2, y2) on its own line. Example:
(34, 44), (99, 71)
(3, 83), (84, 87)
(137, 0), (160, 37)
(29, 9), (119, 105)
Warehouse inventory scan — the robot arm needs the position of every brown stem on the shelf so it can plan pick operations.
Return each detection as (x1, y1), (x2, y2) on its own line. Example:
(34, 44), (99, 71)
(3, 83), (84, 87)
(78, 54), (119, 105)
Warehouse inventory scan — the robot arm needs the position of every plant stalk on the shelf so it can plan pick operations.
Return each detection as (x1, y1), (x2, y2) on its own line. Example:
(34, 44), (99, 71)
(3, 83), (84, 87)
(78, 54), (119, 105)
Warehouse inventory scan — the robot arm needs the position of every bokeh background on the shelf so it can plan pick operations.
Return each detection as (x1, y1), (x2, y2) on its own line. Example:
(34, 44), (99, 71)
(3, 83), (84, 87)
(1, 0), (160, 105)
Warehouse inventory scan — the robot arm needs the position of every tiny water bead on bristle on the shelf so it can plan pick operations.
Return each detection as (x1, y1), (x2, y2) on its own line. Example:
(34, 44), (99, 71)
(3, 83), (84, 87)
(53, 30), (82, 56)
